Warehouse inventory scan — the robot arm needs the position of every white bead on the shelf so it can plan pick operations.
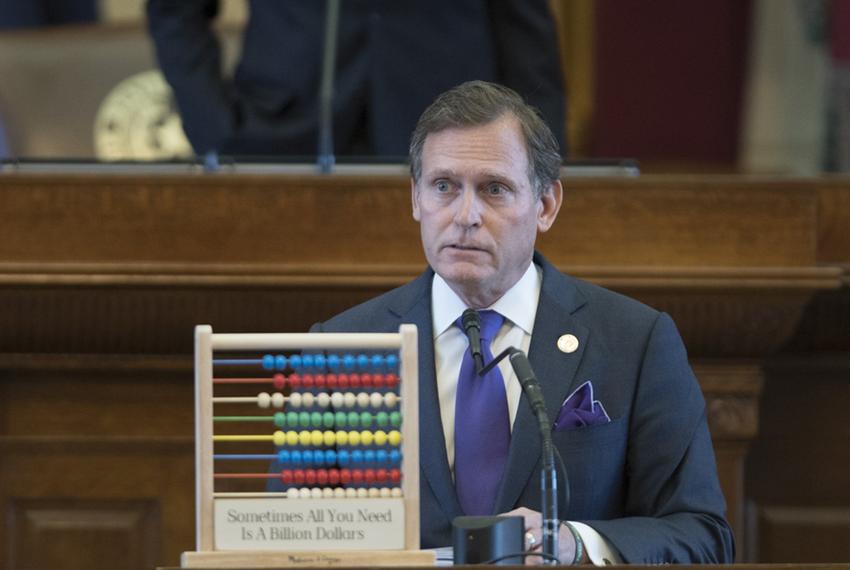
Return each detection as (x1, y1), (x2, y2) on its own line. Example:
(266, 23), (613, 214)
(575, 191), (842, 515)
(311, 487), (323, 499)
(384, 393), (398, 408)
(391, 487), (402, 497)
(356, 488), (368, 498)
(379, 487), (391, 498)
(370, 392), (384, 408)
(333, 487), (346, 499)
(345, 487), (357, 498)
(289, 392), (302, 408)
(271, 392), (285, 408)
(286, 488), (300, 499)
(343, 392), (356, 409)
(331, 392), (344, 409)
(356, 392), (370, 408)
(301, 392), (315, 407)
(368, 487), (380, 498)
(322, 487), (334, 499)
(317, 392), (331, 408)
(257, 392), (271, 408)
(299, 487), (312, 499)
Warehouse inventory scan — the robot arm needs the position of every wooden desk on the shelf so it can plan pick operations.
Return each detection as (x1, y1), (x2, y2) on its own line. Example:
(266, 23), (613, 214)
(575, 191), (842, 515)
(0, 173), (848, 569)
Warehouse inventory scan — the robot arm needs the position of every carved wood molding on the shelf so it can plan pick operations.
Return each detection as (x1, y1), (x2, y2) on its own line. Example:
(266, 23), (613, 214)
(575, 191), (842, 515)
(694, 362), (763, 441)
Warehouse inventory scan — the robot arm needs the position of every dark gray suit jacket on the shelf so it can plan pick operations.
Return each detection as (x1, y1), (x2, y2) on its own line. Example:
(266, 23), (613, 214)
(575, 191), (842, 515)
(312, 253), (734, 563)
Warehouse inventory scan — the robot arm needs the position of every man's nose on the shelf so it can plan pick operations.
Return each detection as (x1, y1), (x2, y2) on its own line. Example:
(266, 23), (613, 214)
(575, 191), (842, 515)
(453, 187), (482, 227)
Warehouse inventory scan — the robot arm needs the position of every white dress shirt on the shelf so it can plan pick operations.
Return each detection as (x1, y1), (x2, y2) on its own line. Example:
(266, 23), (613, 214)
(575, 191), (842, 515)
(430, 261), (623, 565)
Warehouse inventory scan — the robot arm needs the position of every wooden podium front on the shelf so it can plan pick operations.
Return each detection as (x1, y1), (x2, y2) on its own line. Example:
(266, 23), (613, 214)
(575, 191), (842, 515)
(1, 170), (849, 569)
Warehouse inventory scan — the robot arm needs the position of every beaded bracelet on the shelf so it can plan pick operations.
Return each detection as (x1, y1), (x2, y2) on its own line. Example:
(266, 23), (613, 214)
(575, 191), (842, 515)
(560, 521), (584, 565)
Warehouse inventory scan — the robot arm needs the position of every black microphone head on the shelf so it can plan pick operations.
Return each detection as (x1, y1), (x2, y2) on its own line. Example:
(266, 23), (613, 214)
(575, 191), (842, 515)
(461, 308), (480, 331)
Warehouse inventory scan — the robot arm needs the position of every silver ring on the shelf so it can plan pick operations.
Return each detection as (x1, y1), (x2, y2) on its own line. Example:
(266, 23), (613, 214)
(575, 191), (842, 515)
(525, 531), (538, 549)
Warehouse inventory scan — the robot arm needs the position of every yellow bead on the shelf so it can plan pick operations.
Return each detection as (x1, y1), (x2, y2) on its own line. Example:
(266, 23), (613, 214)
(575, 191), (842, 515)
(323, 430), (336, 446)
(286, 431), (299, 446)
(388, 430), (401, 446)
(311, 430), (324, 446)
(360, 430), (374, 446)
(348, 430), (361, 446)
(273, 430), (286, 446)
(336, 430), (348, 445)
(299, 430), (312, 446)
(374, 430), (387, 446)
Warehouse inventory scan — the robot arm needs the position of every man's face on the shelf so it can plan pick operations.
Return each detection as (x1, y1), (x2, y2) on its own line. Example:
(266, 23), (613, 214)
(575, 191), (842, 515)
(411, 114), (562, 308)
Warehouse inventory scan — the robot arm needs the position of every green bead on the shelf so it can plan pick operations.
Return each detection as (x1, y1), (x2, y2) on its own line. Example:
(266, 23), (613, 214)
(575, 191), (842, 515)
(323, 412), (335, 428)
(347, 411), (360, 427)
(298, 411), (311, 427)
(286, 411), (299, 428)
(310, 411), (323, 428)
(273, 412), (287, 428)
(360, 411), (373, 427)
(390, 412), (402, 427)
(376, 411), (389, 427)
(335, 411), (347, 427)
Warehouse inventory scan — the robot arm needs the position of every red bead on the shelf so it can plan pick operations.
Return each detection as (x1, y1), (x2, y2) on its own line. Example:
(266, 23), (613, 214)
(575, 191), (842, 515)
(317, 469), (329, 485)
(273, 373), (286, 390)
(313, 374), (326, 389)
(385, 374), (399, 388)
(364, 469), (376, 484)
(288, 374), (302, 389)
(360, 374), (372, 388)
(375, 469), (387, 483)
(390, 469), (401, 484)
(326, 374), (338, 389)
(281, 470), (293, 485)
(302, 374), (315, 389)
(351, 470), (364, 484)
(349, 374), (361, 389)
(372, 374), (385, 388)
(328, 468), (340, 485)
(293, 469), (305, 485)
(305, 469), (317, 485)
(337, 374), (350, 389)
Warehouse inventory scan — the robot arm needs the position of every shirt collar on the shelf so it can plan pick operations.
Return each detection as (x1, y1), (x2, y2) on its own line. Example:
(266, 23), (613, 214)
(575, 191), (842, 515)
(432, 261), (542, 338)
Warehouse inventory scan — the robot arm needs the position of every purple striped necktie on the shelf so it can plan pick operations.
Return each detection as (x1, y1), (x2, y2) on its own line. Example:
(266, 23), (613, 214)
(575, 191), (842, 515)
(454, 309), (510, 516)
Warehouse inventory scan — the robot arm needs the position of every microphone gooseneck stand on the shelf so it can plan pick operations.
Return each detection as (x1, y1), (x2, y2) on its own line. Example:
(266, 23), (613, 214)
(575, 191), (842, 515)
(317, 0), (340, 174)
(481, 347), (560, 565)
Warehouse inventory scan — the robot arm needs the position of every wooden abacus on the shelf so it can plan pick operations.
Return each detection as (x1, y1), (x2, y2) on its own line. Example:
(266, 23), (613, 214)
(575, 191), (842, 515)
(182, 325), (434, 567)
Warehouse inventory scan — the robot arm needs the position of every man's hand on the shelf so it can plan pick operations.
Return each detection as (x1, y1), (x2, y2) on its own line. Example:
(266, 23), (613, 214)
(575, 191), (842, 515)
(501, 506), (584, 565)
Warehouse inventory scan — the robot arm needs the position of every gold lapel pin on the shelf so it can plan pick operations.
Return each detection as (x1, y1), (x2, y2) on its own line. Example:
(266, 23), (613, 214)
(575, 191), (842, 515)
(557, 334), (579, 354)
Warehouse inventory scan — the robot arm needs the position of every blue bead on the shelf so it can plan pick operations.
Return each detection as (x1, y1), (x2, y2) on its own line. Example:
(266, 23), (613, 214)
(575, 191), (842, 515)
(275, 355), (287, 370)
(324, 449), (336, 464)
(386, 354), (399, 372)
(363, 449), (376, 464)
(302, 450), (314, 465)
(371, 354), (384, 371)
(302, 354), (314, 370)
(277, 450), (290, 465)
(289, 354), (302, 371)
(376, 449), (388, 464)
(342, 354), (356, 371)
(337, 450), (350, 466)
(291, 450), (303, 465)
(262, 354), (275, 370)
(351, 450), (364, 464)
(389, 450), (401, 465)
(327, 354), (340, 371)
(314, 354), (326, 371)
(357, 354), (370, 371)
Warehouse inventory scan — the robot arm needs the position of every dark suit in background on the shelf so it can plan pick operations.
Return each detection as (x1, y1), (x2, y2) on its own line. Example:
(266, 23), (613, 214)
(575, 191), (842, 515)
(145, 0), (566, 157)
(309, 253), (734, 563)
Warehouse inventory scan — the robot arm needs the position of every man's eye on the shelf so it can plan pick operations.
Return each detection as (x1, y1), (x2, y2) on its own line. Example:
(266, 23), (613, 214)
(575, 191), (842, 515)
(485, 183), (507, 196)
(435, 180), (451, 192)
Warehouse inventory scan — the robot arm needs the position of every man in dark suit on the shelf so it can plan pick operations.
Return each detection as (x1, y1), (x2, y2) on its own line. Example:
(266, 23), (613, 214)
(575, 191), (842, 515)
(310, 81), (734, 563)
(145, 0), (565, 158)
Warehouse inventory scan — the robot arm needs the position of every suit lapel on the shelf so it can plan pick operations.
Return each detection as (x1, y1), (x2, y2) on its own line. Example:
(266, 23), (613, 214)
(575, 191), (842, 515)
(387, 271), (463, 520)
(494, 256), (589, 513)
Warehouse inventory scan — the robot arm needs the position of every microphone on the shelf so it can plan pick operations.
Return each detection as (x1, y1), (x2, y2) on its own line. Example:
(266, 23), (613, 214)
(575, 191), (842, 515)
(481, 347), (560, 564)
(461, 309), (485, 374)
(316, 0), (340, 174)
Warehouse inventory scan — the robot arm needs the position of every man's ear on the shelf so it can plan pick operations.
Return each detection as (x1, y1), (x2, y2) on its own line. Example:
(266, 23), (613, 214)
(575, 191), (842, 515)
(537, 179), (563, 233)
(411, 178), (421, 221)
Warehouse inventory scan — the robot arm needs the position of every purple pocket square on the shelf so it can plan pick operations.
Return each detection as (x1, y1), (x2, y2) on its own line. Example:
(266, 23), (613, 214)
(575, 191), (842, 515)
(553, 381), (611, 431)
